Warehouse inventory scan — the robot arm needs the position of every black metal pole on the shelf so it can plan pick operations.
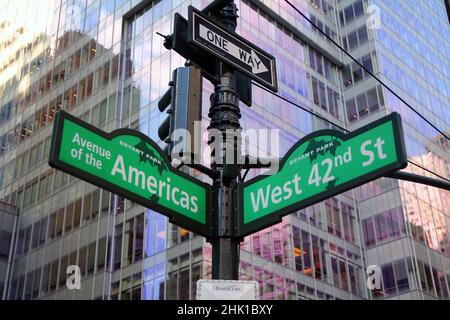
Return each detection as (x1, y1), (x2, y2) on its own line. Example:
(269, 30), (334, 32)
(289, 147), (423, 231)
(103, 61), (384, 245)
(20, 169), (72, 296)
(386, 171), (450, 191)
(208, 2), (241, 280)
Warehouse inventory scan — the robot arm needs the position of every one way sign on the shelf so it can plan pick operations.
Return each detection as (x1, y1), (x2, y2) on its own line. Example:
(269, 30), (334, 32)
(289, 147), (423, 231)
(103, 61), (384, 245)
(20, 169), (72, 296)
(189, 6), (278, 92)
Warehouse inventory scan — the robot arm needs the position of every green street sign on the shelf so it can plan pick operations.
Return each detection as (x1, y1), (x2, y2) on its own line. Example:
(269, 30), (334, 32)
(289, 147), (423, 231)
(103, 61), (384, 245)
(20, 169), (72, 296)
(240, 113), (407, 237)
(49, 111), (211, 236)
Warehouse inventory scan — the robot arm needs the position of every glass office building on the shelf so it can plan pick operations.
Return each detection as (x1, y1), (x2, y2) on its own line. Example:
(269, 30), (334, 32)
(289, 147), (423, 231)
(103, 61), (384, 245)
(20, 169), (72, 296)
(0, 0), (447, 300)
(338, 0), (449, 299)
(0, 201), (17, 298)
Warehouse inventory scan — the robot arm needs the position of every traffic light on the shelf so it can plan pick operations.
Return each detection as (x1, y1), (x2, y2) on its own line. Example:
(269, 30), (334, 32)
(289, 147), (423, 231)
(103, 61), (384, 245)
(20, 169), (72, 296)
(158, 81), (174, 153)
(158, 66), (202, 163)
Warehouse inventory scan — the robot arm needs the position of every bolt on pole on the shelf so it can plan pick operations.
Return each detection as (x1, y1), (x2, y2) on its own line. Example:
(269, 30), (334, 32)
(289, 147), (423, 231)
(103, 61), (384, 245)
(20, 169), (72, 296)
(208, 1), (242, 280)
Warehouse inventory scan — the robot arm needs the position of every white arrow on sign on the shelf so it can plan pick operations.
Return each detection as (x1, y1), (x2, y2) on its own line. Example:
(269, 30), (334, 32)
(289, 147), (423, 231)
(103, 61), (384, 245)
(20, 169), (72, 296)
(199, 23), (269, 75)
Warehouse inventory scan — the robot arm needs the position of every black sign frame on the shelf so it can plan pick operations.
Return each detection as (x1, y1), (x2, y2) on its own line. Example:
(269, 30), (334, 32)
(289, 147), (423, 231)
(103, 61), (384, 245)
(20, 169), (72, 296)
(49, 111), (212, 238)
(188, 6), (278, 92)
(238, 112), (407, 237)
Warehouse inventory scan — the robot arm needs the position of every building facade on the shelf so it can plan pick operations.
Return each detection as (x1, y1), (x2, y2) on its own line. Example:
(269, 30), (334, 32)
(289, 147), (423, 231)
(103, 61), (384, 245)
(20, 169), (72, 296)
(0, 201), (17, 299)
(0, 0), (448, 300)
(338, 0), (449, 299)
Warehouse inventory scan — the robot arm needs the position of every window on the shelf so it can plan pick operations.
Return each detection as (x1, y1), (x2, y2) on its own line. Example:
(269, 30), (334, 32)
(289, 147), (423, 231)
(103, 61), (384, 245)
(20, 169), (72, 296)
(65, 203), (74, 232)
(315, 52), (323, 75)
(49, 212), (56, 240)
(343, 65), (352, 87)
(348, 30), (358, 50)
(55, 208), (64, 237)
(125, 218), (134, 265)
(382, 263), (396, 295)
(108, 94), (117, 121)
(82, 193), (92, 222)
(86, 73), (93, 98)
(330, 91), (342, 119)
(293, 227), (303, 272)
(92, 189), (100, 218)
(327, 88), (337, 118)
(342, 208), (351, 242)
(116, 196), (125, 215)
(312, 77), (319, 105)
(37, 217), (46, 246)
(353, 0), (364, 18)
(393, 259), (409, 292)
(100, 190), (110, 215)
(357, 26), (368, 44)
(69, 251), (77, 275)
(122, 86), (131, 120)
(87, 242), (96, 275)
(97, 237), (107, 271)
(366, 88), (379, 112)
(98, 100), (107, 126)
(179, 268), (190, 300)
(324, 60), (333, 83)
(326, 201), (334, 233)
(73, 200), (81, 228)
(363, 217), (376, 247)
(332, 199), (341, 238)
(89, 40), (96, 60)
(59, 255), (69, 286)
(261, 231), (271, 260)
(114, 224), (123, 271)
(374, 213), (388, 241)
(318, 82), (327, 110)
(78, 78), (86, 101)
(339, 260), (348, 291)
(79, 246), (87, 276)
(312, 235), (322, 280)
(125, 47), (133, 78)
(393, 208), (406, 235)
(111, 55), (119, 80)
(52, 64), (60, 86)
(362, 55), (373, 75)
(134, 214), (144, 262)
(81, 43), (90, 66)
(352, 63), (363, 83)
(348, 264), (358, 294)
(301, 231), (312, 277)
(349, 213), (356, 243)
(59, 62), (66, 83)
(0, 230), (12, 259)
(331, 257), (340, 288)
(344, 5), (354, 24)
(41, 264), (50, 294)
(363, 208), (406, 248)
(31, 220), (41, 249)
(339, 11), (344, 26)
(356, 93), (368, 118)
(24, 271), (33, 300)
(29, 146), (37, 168)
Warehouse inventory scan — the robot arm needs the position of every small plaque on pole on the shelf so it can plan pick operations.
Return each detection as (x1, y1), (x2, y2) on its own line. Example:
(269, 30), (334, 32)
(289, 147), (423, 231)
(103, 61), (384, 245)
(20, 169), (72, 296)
(196, 280), (259, 300)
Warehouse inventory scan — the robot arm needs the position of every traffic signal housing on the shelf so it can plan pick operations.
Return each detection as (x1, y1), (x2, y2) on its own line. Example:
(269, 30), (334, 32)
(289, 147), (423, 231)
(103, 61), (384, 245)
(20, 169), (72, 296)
(158, 66), (202, 163)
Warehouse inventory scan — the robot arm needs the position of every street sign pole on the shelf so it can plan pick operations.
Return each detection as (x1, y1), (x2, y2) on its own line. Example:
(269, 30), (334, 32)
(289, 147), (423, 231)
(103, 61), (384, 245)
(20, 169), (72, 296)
(209, 1), (241, 280)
